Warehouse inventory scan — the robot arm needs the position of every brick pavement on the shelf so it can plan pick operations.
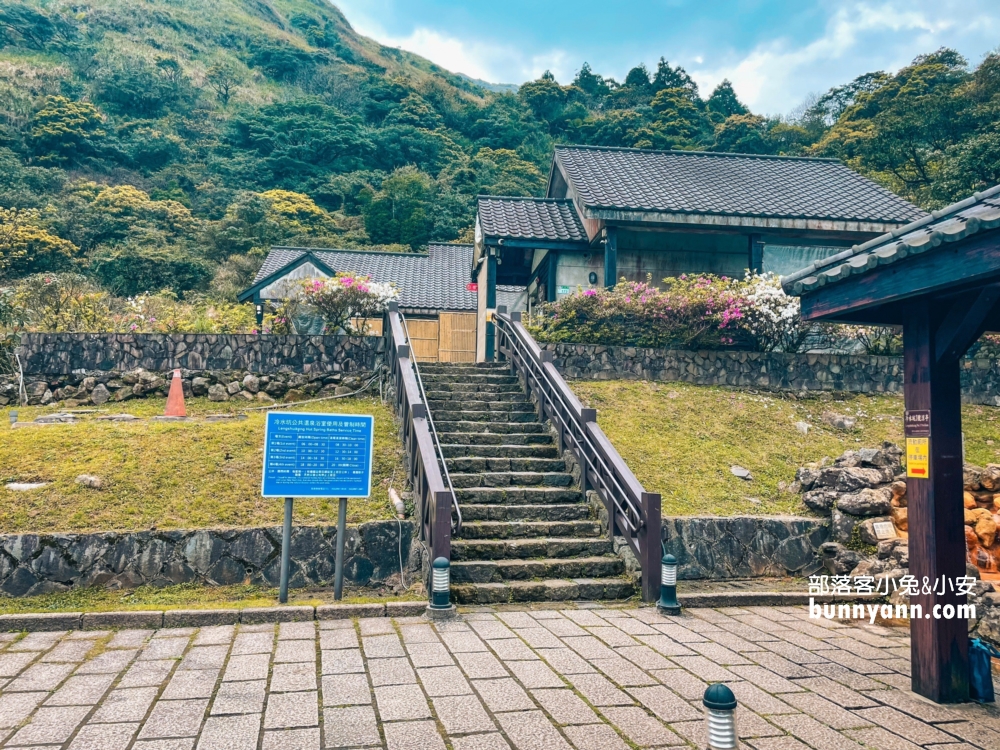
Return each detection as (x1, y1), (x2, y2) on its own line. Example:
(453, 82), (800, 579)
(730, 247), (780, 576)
(0, 605), (998, 749)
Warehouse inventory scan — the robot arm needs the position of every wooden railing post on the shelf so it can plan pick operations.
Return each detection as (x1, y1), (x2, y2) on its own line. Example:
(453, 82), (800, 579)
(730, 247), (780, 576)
(432, 490), (452, 562)
(639, 492), (662, 603)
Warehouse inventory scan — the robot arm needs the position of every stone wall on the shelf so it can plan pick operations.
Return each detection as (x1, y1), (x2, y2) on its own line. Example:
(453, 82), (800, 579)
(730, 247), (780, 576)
(542, 343), (1000, 405)
(15, 333), (384, 375)
(0, 368), (373, 407)
(0, 521), (419, 597)
(661, 516), (830, 580)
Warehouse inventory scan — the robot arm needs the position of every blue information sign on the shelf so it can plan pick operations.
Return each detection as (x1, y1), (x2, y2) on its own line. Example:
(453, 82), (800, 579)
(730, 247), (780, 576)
(262, 412), (374, 498)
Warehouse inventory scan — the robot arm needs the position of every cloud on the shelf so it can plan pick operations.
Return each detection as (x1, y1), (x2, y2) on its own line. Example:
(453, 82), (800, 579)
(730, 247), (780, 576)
(690, 1), (994, 114)
(338, 5), (568, 84)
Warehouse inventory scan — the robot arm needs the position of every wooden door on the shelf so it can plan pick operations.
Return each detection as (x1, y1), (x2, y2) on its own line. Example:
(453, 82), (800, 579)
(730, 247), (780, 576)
(406, 318), (439, 362)
(439, 312), (477, 363)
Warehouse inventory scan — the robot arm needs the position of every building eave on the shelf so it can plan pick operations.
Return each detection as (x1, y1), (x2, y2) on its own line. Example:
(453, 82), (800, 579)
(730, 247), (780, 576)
(580, 206), (911, 235)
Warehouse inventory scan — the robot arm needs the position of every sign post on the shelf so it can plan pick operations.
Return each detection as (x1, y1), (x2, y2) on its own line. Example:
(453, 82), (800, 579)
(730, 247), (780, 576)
(262, 412), (374, 604)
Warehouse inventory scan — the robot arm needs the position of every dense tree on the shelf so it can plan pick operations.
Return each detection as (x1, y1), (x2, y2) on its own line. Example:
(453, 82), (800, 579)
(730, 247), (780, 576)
(28, 97), (106, 165)
(88, 242), (212, 296)
(707, 80), (748, 120)
(0, 0), (996, 299)
(0, 208), (78, 278)
(205, 61), (244, 106)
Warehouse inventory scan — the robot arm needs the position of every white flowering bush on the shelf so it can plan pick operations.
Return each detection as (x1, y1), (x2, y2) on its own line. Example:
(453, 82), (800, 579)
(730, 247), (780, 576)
(739, 272), (808, 352)
(301, 273), (398, 335)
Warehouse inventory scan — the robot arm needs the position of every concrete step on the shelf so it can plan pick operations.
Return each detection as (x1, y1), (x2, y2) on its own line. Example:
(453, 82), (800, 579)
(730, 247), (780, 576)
(427, 390), (531, 405)
(452, 578), (635, 604)
(456, 520), (602, 540)
(459, 503), (591, 522)
(427, 395), (531, 409)
(422, 374), (519, 386)
(450, 472), (575, 489)
(420, 363), (510, 374)
(431, 409), (538, 424)
(454, 487), (584, 504)
(447, 457), (566, 473)
(438, 432), (553, 446)
(435, 421), (549, 435)
(440, 444), (559, 459)
(451, 556), (624, 583)
(421, 382), (524, 395)
(451, 537), (614, 561)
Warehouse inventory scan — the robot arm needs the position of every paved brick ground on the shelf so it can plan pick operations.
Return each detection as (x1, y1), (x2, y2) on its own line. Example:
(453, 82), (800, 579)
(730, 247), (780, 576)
(0, 605), (998, 749)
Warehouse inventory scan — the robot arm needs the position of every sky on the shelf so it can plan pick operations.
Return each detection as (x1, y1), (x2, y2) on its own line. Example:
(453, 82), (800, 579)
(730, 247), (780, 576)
(334, 0), (999, 115)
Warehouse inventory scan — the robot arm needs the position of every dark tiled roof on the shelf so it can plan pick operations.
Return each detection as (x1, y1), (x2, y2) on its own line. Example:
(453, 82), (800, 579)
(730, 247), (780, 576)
(250, 244), (482, 311)
(553, 145), (926, 225)
(477, 197), (587, 242)
(783, 185), (1000, 296)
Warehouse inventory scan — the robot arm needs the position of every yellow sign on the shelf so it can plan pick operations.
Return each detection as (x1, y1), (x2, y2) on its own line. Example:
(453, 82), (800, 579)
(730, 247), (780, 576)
(906, 437), (929, 479)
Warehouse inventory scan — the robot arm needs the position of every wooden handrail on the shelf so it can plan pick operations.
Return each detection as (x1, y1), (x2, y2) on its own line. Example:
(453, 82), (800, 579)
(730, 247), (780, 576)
(383, 304), (454, 570)
(495, 310), (662, 602)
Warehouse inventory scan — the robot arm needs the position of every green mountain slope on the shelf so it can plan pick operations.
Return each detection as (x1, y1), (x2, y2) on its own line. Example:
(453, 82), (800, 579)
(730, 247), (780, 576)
(0, 1), (997, 303)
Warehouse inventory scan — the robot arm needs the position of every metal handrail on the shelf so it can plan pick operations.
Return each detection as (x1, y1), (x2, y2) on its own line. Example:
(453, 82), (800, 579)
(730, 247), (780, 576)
(398, 313), (462, 535)
(494, 310), (662, 602)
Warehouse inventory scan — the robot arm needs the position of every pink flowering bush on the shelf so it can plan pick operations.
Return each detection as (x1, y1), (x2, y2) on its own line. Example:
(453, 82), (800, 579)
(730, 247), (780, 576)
(301, 273), (397, 335)
(529, 274), (754, 350)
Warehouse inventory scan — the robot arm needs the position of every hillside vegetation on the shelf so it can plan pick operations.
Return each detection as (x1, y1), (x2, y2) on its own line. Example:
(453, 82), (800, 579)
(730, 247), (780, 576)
(0, 1), (998, 303)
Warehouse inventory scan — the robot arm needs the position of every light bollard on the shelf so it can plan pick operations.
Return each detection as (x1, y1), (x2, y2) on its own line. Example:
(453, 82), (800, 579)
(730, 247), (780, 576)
(703, 683), (738, 749)
(426, 557), (456, 620)
(657, 553), (681, 615)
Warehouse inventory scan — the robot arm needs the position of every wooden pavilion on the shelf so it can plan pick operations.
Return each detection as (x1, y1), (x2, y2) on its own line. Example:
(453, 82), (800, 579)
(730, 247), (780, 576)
(783, 185), (1000, 704)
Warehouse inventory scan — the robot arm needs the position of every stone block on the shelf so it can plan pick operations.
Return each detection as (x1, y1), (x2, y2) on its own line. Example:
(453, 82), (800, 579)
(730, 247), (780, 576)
(163, 609), (240, 628)
(317, 603), (385, 620)
(240, 606), (314, 624)
(83, 610), (164, 630)
(386, 601), (427, 618)
(0, 612), (82, 632)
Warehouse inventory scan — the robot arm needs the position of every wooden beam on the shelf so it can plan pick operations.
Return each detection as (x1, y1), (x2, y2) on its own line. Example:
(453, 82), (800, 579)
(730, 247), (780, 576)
(749, 234), (763, 274)
(934, 284), (1000, 364)
(604, 227), (618, 288)
(799, 231), (1000, 321)
(903, 300), (969, 704)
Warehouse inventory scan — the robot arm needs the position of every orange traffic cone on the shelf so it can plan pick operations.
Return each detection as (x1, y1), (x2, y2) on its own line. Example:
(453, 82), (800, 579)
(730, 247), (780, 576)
(165, 369), (186, 417)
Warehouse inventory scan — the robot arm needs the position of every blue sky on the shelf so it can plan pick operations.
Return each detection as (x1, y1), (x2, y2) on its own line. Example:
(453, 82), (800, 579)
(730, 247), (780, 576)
(334, 0), (999, 115)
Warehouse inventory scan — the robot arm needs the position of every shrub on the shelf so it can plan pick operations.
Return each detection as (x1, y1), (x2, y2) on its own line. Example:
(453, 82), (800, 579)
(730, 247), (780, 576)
(528, 274), (752, 350)
(301, 273), (397, 335)
(88, 243), (212, 297)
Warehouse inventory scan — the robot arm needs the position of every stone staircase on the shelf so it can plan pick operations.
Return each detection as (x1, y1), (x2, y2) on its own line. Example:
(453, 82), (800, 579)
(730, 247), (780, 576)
(419, 362), (634, 604)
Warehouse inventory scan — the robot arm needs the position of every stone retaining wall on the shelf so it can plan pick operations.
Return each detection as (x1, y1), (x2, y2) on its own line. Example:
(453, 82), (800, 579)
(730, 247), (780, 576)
(542, 343), (1000, 404)
(0, 521), (419, 597)
(661, 515), (830, 580)
(15, 332), (384, 375)
(0, 368), (373, 407)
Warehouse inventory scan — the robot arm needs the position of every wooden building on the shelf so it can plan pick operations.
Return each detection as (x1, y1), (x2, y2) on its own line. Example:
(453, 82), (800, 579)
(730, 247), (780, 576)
(239, 244), (524, 363)
(474, 146), (928, 306)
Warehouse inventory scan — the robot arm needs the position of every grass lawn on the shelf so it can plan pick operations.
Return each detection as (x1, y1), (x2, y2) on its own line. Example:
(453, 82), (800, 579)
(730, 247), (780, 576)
(0, 583), (422, 615)
(0, 396), (404, 533)
(573, 380), (1000, 517)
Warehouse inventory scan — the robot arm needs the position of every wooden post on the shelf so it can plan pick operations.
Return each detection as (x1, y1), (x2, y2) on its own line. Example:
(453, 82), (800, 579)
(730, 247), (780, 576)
(639, 492), (662, 603)
(604, 227), (618, 288)
(749, 234), (763, 274)
(485, 253), (497, 360)
(432, 490), (452, 564)
(903, 300), (969, 704)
